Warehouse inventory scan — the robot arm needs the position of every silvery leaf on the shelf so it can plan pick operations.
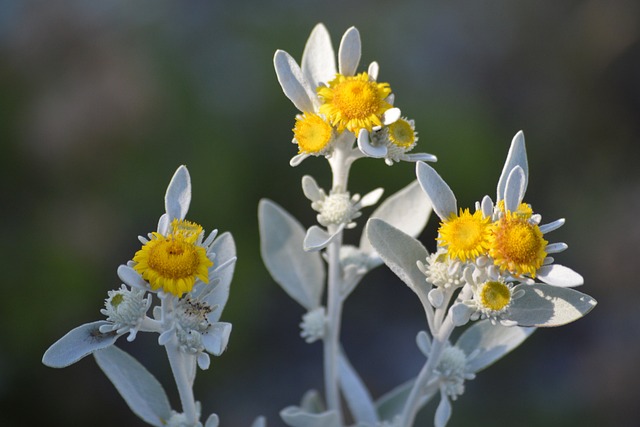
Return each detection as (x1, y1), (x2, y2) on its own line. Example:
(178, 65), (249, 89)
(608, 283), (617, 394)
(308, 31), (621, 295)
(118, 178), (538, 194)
(43, 321), (119, 368)
(358, 129), (387, 158)
(536, 264), (583, 287)
(202, 322), (232, 356)
(456, 319), (535, 373)
(274, 50), (315, 113)
(365, 219), (429, 298)
(375, 379), (414, 419)
(416, 330), (431, 356)
(339, 349), (378, 425)
(360, 180), (431, 254)
(165, 165), (191, 221)
(503, 166), (526, 212)
(508, 284), (597, 327)
(94, 346), (172, 427)
(497, 131), (528, 202)
(300, 390), (325, 413)
(338, 26), (361, 76)
(434, 394), (452, 427)
(205, 414), (220, 427)
(250, 416), (267, 427)
(368, 61), (379, 80)
(302, 175), (324, 202)
(259, 199), (325, 310)
(301, 23), (336, 89)
(304, 225), (342, 252)
(416, 162), (456, 221)
(359, 188), (384, 208)
(280, 407), (340, 427)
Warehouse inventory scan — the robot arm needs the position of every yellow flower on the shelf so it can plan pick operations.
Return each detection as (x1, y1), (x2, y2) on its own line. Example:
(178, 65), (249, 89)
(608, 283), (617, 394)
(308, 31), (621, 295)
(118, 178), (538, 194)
(293, 113), (334, 155)
(489, 211), (548, 277)
(437, 208), (492, 262)
(317, 72), (392, 134)
(133, 219), (213, 297)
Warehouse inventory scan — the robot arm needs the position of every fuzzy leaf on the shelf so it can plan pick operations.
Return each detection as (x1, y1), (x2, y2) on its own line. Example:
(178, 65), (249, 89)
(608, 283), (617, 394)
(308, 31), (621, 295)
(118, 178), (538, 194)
(416, 162), (456, 221)
(205, 414), (220, 427)
(259, 199), (325, 310)
(503, 166), (526, 212)
(375, 379), (414, 419)
(43, 321), (119, 368)
(301, 23), (336, 89)
(94, 346), (172, 427)
(508, 284), (597, 327)
(365, 219), (429, 297)
(360, 180), (431, 254)
(202, 322), (232, 356)
(338, 27), (361, 76)
(434, 394), (452, 427)
(497, 131), (528, 202)
(280, 407), (340, 427)
(456, 320), (535, 373)
(537, 264), (584, 287)
(304, 225), (341, 252)
(165, 165), (191, 221)
(339, 349), (378, 425)
(274, 50), (315, 113)
(251, 416), (267, 427)
(300, 390), (325, 413)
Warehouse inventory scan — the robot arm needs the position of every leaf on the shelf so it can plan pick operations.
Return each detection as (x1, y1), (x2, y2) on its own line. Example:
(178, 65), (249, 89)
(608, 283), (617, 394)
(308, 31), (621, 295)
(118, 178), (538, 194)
(360, 180), (432, 254)
(338, 349), (378, 425)
(338, 27), (361, 76)
(205, 414), (220, 427)
(497, 131), (528, 202)
(42, 321), (119, 368)
(375, 379), (414, 419)
(274, 50), (315, 113)
(434, 394), (452, 427)
(455, 320), (535, 373)
(165, 165), (191, 221)
(94, 346), (172, 427)
(301, 23), (336, 89)
(503, 166), (526, 212)
(508, 284), (597, 327)
(280, 407), (340, 427)
(536, 264), (584, 287)
(304, 225), (342, 252)
(259, 199), (325, 310)
(202, 322), (232, 356)
(250, 416), (267, 427)
(416, 162), (456, 221)
(365, 219), (429, 297)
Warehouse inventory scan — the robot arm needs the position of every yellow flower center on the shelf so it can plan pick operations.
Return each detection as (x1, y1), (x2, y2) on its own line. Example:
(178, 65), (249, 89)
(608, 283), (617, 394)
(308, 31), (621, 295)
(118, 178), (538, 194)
(387, 119), (416, 148)
(133, 220), (212, 297)
(293, 113), (333, 154)
(497, 200), (533, 219)
(489, 212), (547, 277)
(479, 281), (512, 311)
(437, 208), (491, 262)
(317, 72), (392, 133)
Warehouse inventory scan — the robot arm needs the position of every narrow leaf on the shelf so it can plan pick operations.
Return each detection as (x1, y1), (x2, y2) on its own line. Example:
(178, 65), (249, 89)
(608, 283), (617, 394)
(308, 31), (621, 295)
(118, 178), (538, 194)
(497, 131), (528, 202)
(503, 166), (526, 212)
(259, 199), (325, 309)
(537, 264), (583, 287)
(43, 321), (119, 368)
(94, 346), (172, 427)
(416, 162), (456, 221)
(338, 27), (361, 76)
(301, 23), (336, 89)
(280, 407), (340, 427)
(338, 349), (378, 425)
(165, 165), (191, 221)
(274, 50), (315, 113)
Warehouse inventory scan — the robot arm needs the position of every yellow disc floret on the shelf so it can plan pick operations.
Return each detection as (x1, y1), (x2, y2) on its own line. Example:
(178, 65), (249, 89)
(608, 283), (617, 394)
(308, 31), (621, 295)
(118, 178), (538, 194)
(489, 211), (548, 277)
(293, 113), (334, 154)
(133, 219), (213, 297)
(437, 208), (491, 262)
(317, 72), (392, 134)
(387, 118), (416, 149)
(478, 281), (512, 312)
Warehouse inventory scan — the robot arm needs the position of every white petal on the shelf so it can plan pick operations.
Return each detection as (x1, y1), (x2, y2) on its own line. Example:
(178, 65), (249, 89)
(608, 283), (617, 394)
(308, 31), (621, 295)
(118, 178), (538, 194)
(157, 213), (170, 235)
(338, 26), (361, 76)
(497, 131), (528, 202)
(504, 166), (526, 212)
(357, 129), (387, 158)
(301, 23), (336, 89)
(540, 218), (565, 234)
(117, 265), (149, 291)
(359, 187), (384, 207)
(416, 161), (457, 220)
(367, 61), (379, 80)
(381, 108), (401, 125)
(301, 175), (324, 202)
(406, 153), (438, 163)
(537, 264), (584, 287)
(274, 50), (316, 113)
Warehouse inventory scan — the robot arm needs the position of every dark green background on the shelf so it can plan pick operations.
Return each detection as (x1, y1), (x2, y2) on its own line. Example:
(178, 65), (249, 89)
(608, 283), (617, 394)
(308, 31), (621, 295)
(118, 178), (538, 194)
(1, 1), (637, 426)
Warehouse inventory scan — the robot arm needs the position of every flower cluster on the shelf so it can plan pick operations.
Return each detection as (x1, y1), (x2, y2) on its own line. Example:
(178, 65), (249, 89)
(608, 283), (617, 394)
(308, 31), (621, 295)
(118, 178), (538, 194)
(275, 24), (436, 166)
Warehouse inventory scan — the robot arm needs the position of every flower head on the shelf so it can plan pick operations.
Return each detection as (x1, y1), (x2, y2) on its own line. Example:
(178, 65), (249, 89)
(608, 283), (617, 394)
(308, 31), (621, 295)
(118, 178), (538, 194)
(293, 113), (335, 155)
(437, 208), (492, 262)
(99, 285), (152, 341)
(133, 219), (213, 297)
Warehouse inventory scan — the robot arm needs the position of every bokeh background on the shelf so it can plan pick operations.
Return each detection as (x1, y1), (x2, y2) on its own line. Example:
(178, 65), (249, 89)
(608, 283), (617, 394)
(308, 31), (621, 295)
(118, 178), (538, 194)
(1, 0), (638, 426)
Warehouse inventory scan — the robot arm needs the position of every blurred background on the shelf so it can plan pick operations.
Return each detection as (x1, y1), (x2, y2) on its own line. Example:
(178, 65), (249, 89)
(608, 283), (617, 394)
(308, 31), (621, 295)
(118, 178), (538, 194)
(1, 0), (638, 426)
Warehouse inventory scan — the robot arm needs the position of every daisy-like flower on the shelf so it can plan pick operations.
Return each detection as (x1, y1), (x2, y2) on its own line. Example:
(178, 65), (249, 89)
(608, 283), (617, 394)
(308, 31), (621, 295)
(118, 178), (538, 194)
(418, 250), (465, 290)
(133, 218), (215, 297)
(362, 117), (436, 166)
(437, 208), (492, 262)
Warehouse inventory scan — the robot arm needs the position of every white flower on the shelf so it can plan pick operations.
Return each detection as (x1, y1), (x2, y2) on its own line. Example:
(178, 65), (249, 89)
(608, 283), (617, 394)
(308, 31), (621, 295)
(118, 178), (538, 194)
(418, 250), (465, 290)
(99, 285), (152, 342)
(300, 307), (326, 343)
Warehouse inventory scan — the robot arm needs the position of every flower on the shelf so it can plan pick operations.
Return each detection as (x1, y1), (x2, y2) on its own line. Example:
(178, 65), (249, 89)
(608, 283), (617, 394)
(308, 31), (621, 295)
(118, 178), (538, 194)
(99, 285), (152, 341)
(417, 250), (465, 290)
(293, 112), (335, 155)
(437, 208), (492, 262)
(133, 218), (214, 297)
(300, 307), (326, 343)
